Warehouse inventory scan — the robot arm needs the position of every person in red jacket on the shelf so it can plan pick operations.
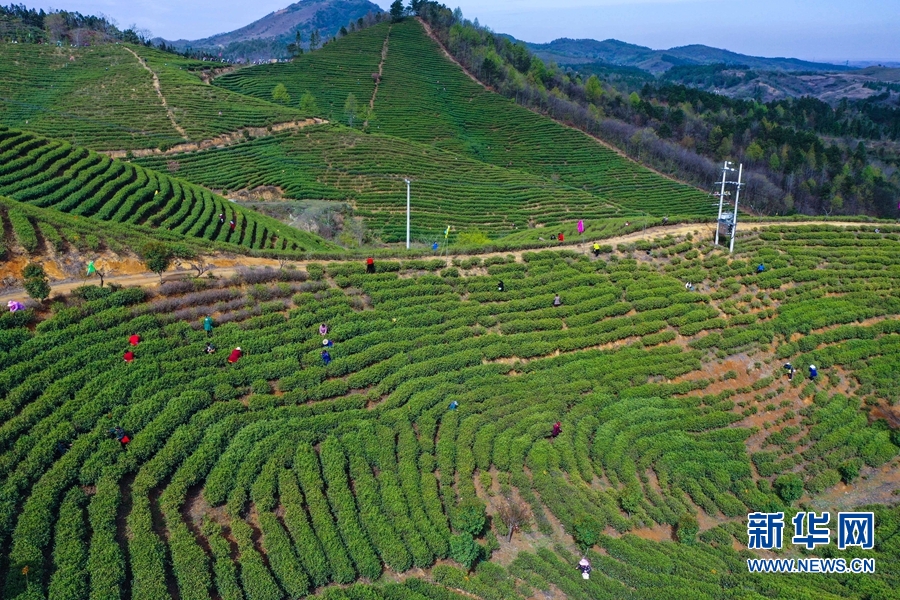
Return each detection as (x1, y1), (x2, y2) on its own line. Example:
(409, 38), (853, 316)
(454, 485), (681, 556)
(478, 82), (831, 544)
(551, 421), (562, 438)
(366, 257), (375, 274)
(123, 350), (134, 363)
(129, 334), (140, 346)
(227, 347), (242, 364)
(558, 232), (564, 242)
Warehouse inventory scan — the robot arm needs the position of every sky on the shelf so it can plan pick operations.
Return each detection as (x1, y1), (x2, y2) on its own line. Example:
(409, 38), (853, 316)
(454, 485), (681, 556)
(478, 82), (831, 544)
(24, 0), (900, 61)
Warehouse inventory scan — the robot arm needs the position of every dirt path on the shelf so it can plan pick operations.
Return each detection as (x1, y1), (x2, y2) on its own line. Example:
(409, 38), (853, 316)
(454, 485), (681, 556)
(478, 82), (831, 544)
(122, 46), (189, 140)
(369, 26), (392, 112)
(101, 118), (328, 159)
(0, 219), (871, 305)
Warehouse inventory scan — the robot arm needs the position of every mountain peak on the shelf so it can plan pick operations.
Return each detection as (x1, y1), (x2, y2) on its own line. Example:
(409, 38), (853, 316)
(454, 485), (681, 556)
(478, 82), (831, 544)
(163, 0), (382, 59)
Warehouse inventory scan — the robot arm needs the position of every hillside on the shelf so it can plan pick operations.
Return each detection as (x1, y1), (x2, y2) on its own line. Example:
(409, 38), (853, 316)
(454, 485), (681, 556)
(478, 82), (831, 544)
(0, 194), (214, 274)
(529, 37), (851, 74)
(3, 4), (900, 599)
(211, 20), (713, 228)
(162, 0), (383, 61)
(657, 63), (900, 104)
(1, 224), (899, 599)
(0, 42), (308, 151)
(135, 124), (638, 242)
(0, 126), (335, 252)
(214, 21), (386, 121)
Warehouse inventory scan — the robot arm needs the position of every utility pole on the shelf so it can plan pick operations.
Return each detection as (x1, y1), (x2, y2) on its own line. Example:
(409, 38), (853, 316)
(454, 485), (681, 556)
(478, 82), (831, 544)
(714, 161), (733, 246)
(404, 179), (411, 250)
(729, 164), (744, 254)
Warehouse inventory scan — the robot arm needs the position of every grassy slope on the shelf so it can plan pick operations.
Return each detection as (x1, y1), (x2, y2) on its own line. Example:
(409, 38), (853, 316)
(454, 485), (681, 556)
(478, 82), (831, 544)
(215, 22), (388, 123)
(0, 226), (898, 599)
(215, 20), (715, 218)
(135, 124), (637, 241)
(0, 126), (337, 252)
(0, 42), (307, 150)
(0, 43), (176, 149)
(374, 21), (714, 217)
(131, 46), (311, 141)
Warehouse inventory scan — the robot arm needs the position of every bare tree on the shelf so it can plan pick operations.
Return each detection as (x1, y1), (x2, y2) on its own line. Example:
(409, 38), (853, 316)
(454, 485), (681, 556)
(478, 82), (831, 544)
(94, 263), (112, 287)
(496, 496), (530, 542)
(44, 13), (67, 42)
(187, 257), (212, 277)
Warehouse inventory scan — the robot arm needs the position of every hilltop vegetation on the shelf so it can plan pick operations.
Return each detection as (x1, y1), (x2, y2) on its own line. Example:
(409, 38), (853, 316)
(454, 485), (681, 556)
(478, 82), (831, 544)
(1, 225), (899, 599)
(161, 0), (384, 63)
(0, 3), (151, 45)
(373, 21), (711, 217)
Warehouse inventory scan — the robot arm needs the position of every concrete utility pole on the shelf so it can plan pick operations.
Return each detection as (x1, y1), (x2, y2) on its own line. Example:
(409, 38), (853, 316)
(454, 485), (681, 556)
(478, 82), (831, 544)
(729, 163), (744, 254)
(404, 179), (411, 250)
(714, 161), (733, 246)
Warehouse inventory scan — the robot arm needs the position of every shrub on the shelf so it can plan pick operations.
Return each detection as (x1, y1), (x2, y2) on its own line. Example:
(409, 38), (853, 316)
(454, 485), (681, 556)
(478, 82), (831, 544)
(141, 241), (173, 280)
(449, 533), (479, 571)
(452, 498), (486, 536)
(676, 514), (699, 545)
(572, 516), (602, 551)
(23, 262), (51, 301)
(250, 379), (272, 395)
(214, 383), (240, 401)
(71, 285), (115, 301)
(774, 474), (803, 504)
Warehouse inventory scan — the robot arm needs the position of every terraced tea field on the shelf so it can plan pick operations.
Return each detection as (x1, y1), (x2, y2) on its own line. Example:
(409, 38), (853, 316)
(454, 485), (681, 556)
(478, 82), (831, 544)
(0, 193), (225, 266)
(0, 42), (305, 151)
(215, 23), (389, 124)
(0, 126), (335, 252)
(130, 46), (310, 142)
(135, 125), (638, 242)
(376, 21), (714, 217)
(1, 224), (898, 599)
(216, 20), (715, 218)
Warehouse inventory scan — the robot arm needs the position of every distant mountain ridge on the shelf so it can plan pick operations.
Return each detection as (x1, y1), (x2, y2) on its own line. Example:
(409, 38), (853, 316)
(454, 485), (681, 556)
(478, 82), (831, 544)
(160, 0), (381, 61)
(528, 37), (852, 73)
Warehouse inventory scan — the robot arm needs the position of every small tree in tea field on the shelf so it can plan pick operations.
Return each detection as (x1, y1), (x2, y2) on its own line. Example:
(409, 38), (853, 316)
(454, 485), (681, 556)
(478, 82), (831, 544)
(141, 242), (174, 282)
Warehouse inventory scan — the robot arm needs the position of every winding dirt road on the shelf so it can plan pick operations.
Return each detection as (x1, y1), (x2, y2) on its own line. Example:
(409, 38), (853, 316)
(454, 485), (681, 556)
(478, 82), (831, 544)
(0, 220), (875, 305)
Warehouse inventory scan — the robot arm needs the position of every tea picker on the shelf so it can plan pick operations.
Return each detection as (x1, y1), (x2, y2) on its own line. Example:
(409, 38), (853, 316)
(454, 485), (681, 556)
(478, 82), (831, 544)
(578, 557), (592, 580)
